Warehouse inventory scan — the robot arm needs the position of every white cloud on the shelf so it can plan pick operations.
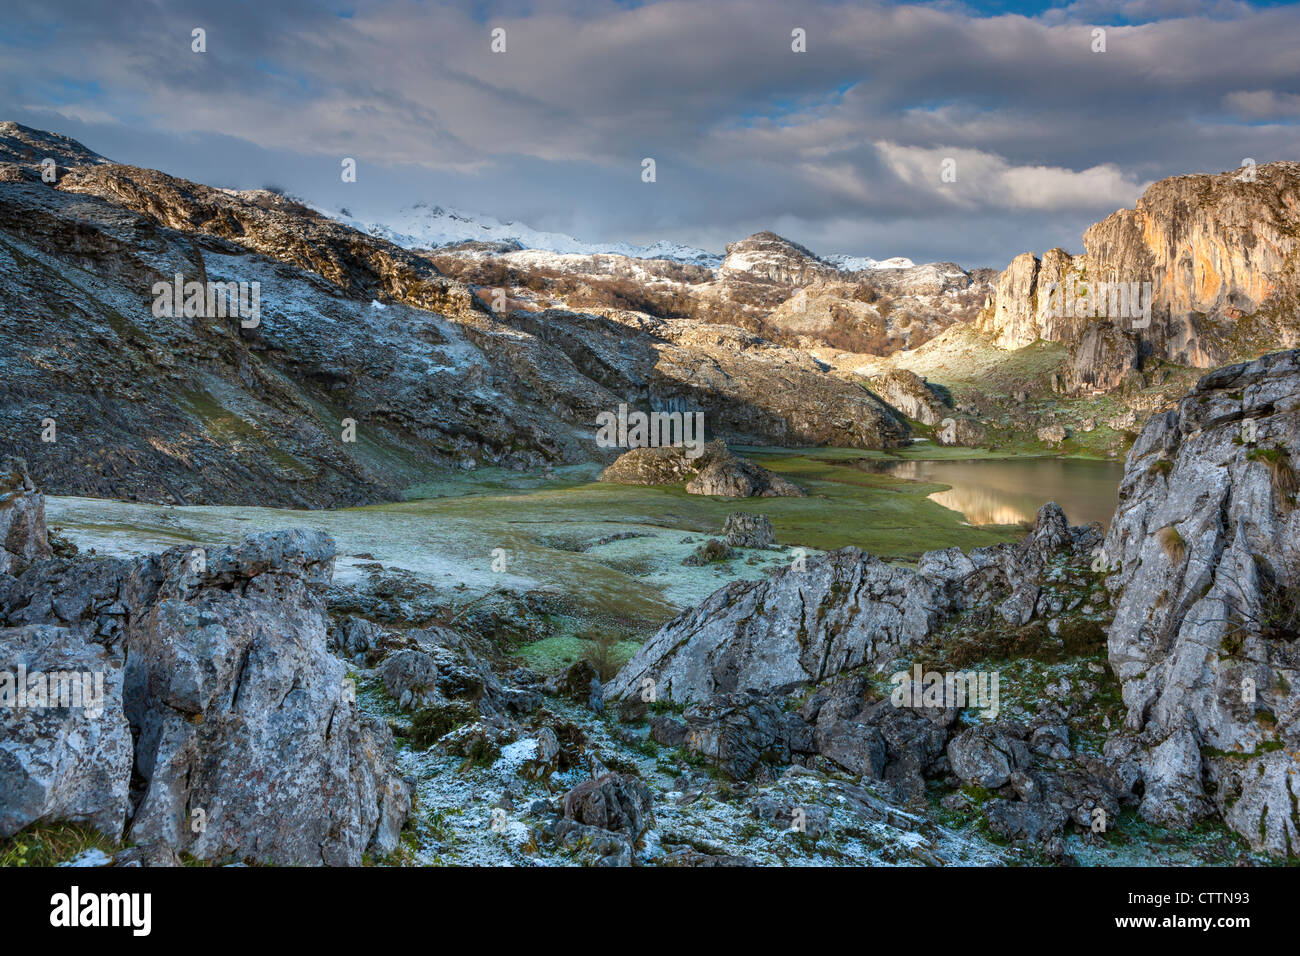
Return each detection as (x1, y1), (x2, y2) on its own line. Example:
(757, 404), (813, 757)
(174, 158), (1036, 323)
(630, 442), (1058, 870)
(874, 142), (1147, 211)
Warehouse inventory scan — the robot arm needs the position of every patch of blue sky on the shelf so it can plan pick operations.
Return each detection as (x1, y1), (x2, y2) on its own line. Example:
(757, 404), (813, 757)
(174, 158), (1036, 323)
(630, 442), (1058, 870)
(732, 81), (859, 129)
(917, 0), (1298, 24)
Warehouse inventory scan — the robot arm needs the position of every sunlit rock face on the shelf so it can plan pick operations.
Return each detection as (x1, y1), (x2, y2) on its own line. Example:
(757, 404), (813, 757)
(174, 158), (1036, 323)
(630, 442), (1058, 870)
(980, 162), (1300, 391)
(1103, 349), (1300, 856)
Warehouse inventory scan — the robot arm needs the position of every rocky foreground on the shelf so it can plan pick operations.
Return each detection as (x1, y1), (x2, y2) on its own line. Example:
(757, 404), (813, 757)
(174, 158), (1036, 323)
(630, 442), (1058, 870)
(2, 352), (1296, 866)
(0, 458), (410, 864)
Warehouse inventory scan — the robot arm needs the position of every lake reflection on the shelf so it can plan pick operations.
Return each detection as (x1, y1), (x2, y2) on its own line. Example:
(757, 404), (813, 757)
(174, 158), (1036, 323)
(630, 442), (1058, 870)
(864, 457), (1126, 528)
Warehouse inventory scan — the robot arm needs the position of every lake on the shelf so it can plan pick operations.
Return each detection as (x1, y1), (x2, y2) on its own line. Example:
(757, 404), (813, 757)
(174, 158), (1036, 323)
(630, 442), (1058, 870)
(860, 456), (1126, 529)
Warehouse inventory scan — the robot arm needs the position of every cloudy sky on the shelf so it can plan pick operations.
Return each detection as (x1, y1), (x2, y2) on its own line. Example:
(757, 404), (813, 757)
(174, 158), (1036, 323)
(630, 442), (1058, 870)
(2, 0), (1298, 266)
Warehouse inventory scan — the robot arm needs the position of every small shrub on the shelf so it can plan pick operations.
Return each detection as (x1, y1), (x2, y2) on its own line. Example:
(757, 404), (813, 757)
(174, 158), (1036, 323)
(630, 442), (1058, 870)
(581, 631), (623, 682)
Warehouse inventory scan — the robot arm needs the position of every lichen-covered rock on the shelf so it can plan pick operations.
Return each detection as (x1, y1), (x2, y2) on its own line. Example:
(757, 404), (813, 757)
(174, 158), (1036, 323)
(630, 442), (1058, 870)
(599, 441), (805, 498)
(606, 548), (941, 705)
(1103, 349), (1300, 856)
(381, 649), (442, 709)
(123, 530), (411, 865)
(1036, 424), (1068, 445)
(947, 724), (1031, 790)
(800, 676), (955, 802)
(0, 494), (412, 864)
(685, 453), (805, 498)
(0, 624), (133, 839)
(679, 691), (813, 780)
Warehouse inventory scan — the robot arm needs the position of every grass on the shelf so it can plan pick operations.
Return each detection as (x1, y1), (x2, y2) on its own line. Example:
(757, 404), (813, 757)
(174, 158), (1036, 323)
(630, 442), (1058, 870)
(1147, 457), (1173, 477)
(47, 440), (1114, 641)
(1158, 525), (1187, 564)
(0, 821), (118, 867)
(514, 634), (641, 676)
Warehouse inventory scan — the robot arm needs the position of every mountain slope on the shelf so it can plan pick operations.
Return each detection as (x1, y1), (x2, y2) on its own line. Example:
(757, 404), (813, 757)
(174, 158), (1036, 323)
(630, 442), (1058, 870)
(0, 123), (910, 506)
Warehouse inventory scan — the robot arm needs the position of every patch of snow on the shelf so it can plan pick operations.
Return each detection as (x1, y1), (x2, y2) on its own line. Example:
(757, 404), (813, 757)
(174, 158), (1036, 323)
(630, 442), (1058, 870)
(826, 254), (917, 272)
(494, 738), (540, 777)
(57, 848), (112, 867)
(323, 202), (723, 267)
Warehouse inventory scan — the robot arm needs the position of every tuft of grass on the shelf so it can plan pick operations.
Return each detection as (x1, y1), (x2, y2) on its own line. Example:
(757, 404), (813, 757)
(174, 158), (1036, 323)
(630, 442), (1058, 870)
(581, 630), (626, 682)
(0, 821), (117, 867)
(1247, 445), (1298, 508)
(1157, 525), (1187, 564)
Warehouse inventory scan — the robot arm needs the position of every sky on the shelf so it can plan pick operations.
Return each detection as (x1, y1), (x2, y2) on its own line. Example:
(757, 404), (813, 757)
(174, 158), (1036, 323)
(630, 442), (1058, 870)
(1, 0), (1298, 267)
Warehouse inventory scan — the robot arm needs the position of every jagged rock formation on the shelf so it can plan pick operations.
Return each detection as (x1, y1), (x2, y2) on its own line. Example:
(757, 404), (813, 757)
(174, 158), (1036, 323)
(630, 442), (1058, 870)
(1103, 349), (1300, 855)
(605, 503), (1101, 705)
(598, 441), (806, 497)
(0, 478), (411, 864)
(980, 162), (1300, 394)
(597, 507), (1124, 850)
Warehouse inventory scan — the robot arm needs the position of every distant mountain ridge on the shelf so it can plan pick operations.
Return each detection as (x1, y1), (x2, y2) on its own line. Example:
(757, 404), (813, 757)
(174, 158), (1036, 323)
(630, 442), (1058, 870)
(331, 201), (917, 274)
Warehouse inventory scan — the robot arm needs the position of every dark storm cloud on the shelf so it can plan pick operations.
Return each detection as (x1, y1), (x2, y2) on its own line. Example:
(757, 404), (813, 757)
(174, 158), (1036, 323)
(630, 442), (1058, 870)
(1, 0), (1296, 266)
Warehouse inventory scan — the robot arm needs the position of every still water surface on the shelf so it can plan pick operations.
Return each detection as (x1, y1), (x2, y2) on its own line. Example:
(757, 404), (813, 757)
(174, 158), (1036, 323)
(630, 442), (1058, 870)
(864, 457), (1126, 528)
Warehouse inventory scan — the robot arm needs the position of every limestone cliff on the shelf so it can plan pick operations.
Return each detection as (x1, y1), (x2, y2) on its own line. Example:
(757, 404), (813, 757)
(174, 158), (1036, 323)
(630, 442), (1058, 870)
(980, 162), (1300, 392)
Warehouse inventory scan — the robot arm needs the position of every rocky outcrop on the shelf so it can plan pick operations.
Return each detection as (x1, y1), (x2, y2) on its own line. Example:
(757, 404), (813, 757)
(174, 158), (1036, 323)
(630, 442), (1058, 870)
(869, 369), (950, 426)
(1036, 424), (1068, 446)
(980, 162), (1300, 393)
(982, 252), (1045, 351)
(605, 503), (1102, 705)
(0, 458), (51, 575)
(685, 453), (805, 498)
(560, 772), (654, 839)
(1061, 324), (1142, 394)
(599, 441), (805, 498)
(722, 513), (776, 549)
(0, 623), (134, 841)
(1102, 349), (1300, 856)
(123, 531), (410, 864)
(719, 231), (838, 286)
(0, 481), (410, 862)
